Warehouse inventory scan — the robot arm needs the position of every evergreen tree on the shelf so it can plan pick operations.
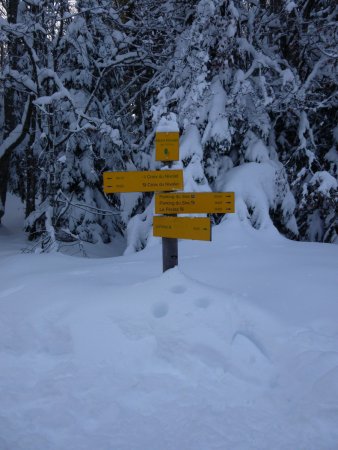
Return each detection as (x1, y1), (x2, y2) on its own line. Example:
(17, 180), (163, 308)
(127, 0), (337, 248)
(0, 0), (336, 249)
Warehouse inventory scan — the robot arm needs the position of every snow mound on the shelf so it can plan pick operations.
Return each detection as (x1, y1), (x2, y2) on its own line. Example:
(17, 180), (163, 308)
(1, 195), (338, 450)
(156, 113), (179, 132)
(216, 161), (296, 233)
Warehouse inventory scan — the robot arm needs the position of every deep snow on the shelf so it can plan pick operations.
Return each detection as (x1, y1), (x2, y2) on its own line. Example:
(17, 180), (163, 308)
(0, 195), (338, 450)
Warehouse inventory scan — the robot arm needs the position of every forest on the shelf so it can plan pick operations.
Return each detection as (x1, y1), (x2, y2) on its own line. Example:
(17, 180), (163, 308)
(0, 0), (337, 253)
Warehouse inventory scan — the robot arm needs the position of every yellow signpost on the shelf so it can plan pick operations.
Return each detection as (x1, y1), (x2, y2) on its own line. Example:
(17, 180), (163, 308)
(103, 170), (183, 193)
(103, 125), (236, 271)
(155, 132), (179, 161)
(153, 216), (211, 241)
(155, 192), (235, 214)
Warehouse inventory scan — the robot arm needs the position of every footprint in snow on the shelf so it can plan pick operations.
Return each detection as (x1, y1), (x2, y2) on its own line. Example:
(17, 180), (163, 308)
(170, 285), (187, 294)
(194, 297), (211, 309)
(152, 302), (169, 318)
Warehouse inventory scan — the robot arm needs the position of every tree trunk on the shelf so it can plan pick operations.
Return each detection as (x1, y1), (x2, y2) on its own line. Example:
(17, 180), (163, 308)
(0, 0), (19, 223)
(25, 127), (37, 219)
(0, 152), (11, 222)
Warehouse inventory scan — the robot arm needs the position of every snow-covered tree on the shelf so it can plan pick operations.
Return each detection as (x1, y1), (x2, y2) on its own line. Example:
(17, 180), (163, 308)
(273, 0), (338, 243)
(1, 0), (336, 249)
(1, 0), (158, 249)
(128, 0), (337, 248)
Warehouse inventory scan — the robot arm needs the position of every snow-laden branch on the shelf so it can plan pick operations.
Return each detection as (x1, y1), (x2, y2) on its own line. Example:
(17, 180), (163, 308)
(56, 191), (120, 216)
(96, 51), (144, 69)
(315, 45), (338, 59)
(33, 68), (77, 117)
(5, 69), (37, 94)
(38, 68), (69, 92)
(237, 38), (283, 74)
(34, 89), (73, 107)
(298, 56), (329, 99)
(0, 95), (33, 160)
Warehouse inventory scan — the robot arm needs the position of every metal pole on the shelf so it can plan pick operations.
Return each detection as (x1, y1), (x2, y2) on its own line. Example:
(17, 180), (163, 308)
(161, 160), (178, 272)
(162, 232), (178, 272)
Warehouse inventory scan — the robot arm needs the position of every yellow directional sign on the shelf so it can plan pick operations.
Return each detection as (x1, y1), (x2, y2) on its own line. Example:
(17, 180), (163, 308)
(155, 192), (235, 214)
(103, 170), (183, 193)
(155, 132), (179, 161)
(153, 216), (211, 241)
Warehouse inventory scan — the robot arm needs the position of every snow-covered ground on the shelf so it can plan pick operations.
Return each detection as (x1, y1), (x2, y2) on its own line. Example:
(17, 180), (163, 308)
(1, 195), (338, 450)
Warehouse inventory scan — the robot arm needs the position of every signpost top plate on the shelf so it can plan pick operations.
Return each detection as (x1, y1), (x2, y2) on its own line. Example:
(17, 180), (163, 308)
(103, 170), (183, 193)
(155, 132), (179, 161)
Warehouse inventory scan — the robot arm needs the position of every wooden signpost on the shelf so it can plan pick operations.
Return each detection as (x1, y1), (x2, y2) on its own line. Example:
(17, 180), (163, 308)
(103, 122), (235, 272)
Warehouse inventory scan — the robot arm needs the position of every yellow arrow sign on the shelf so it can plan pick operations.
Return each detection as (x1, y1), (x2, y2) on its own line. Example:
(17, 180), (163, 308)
(153, 216), (211, 241)
(155, 192), (235, 214)
(103, 170), (184, 193)
(155, 132), (179, 161)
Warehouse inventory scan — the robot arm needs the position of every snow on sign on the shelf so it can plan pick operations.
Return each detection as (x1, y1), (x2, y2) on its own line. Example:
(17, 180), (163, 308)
(103, 170), (183, 193)
(153, 216), (211, 241)
(155, 132), (179, 161)
(155, 192), (235, 214)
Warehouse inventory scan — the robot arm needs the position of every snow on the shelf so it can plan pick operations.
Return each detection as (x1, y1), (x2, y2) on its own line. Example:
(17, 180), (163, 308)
(202, 77), (231, 146)
(197, 0), (216, 18)
(298, 110), (314, 150)
(7, 70), (37, 93)
(215, 161), (296, 233)
(228, 1), (240, 19)
(227, 21), (237, 38)
(244, 131), (270, 163)
(180, 125), (203, 161)
(282, 68), (295, 86)
(0, 123), (24, 159)
(183, 154), (210, 192)
(309, 171), (338, 195)
(98, 124), (122, 146)
(156, 113), (179, 133)
(1, 196), (338, 450)
(325, 147), (338, 170)
(124, 199), (154, 255)
(285, 1), (297, 13)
